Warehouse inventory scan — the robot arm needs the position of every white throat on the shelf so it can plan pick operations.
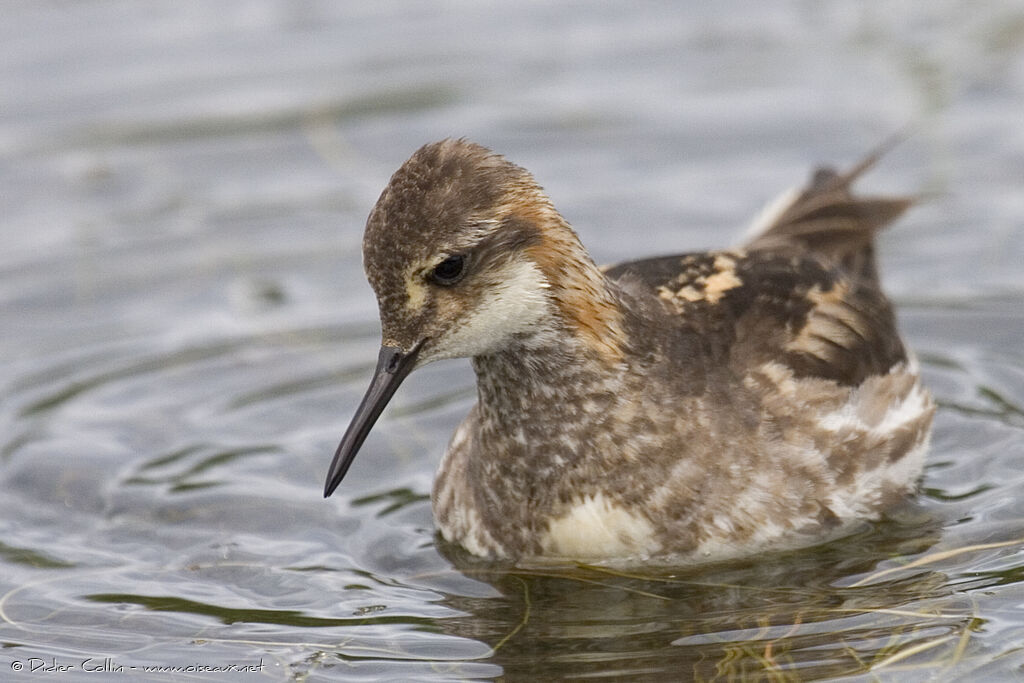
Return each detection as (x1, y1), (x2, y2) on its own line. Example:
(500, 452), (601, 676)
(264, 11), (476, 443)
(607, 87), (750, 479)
(428, 258), (554, 361)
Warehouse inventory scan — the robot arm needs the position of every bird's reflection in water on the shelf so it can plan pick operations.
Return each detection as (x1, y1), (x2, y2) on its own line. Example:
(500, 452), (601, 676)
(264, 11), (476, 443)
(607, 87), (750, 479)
(431, 509), (954, 679)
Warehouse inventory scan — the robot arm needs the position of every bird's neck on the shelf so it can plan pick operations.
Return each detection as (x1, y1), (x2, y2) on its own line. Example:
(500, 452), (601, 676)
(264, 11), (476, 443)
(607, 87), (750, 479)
(522, 211), (628, 365)
(469, 310), (631, 456)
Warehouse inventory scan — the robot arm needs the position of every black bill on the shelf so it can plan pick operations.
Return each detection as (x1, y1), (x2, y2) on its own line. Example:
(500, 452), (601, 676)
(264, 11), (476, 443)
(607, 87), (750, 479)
(324, 341), (423, 497)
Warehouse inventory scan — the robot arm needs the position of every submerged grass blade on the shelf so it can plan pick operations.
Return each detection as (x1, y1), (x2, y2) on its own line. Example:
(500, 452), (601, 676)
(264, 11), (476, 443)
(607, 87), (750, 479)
(490, 576), (530, 654)
(849, 537), (1024, 587)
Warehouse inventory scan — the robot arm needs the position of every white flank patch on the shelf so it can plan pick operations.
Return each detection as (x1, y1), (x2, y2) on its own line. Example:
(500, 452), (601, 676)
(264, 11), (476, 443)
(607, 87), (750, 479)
(819, 372), (930, 438)
(873, 379), (930, 436)
(819, 370), (933, 520)
(540, 493), (660, 559)
(428, 258), (552, 360)
(886, 430), (931, 488)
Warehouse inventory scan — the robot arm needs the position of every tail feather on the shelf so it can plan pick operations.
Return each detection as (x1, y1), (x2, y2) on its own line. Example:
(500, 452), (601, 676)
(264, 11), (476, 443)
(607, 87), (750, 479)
(743, 138), (914, 280)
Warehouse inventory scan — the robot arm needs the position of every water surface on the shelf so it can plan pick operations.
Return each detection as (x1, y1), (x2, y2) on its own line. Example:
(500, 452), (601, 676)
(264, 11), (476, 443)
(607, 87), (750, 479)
(2, 1), (1023, 680)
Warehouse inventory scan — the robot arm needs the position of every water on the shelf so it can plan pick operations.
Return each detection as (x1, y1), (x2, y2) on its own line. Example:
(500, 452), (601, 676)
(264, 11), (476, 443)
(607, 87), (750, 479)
(2, 1), (1023, 680)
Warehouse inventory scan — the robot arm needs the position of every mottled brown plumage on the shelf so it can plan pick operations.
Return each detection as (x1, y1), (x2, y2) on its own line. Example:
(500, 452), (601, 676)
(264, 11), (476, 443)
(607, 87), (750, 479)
(325, 138), (934, 563)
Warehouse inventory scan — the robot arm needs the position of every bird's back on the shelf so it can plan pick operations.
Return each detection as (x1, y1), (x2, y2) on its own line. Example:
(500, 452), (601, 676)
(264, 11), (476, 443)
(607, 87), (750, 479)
(604, 151), (914, 389)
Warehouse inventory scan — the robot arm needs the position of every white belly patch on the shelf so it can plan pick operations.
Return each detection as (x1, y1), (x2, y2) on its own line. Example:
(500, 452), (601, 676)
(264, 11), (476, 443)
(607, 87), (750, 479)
(539, 493), (660, 559)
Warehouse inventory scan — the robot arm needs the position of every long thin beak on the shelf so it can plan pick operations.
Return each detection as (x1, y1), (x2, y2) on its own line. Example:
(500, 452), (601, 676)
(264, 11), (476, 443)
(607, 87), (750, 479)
(324, 341), (424, 498)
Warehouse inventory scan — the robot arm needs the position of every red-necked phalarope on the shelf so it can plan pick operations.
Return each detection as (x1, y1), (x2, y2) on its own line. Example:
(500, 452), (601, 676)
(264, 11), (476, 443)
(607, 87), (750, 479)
(324, 139), (934, 562)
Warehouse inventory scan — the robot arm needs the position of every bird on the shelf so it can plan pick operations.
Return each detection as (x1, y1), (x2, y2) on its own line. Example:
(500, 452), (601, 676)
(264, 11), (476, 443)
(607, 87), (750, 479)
(323, 138), (934, 563)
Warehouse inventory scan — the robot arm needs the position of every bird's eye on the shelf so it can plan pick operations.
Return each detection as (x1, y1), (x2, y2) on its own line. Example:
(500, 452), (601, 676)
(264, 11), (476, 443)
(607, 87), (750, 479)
(430, 255), (467, 286)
